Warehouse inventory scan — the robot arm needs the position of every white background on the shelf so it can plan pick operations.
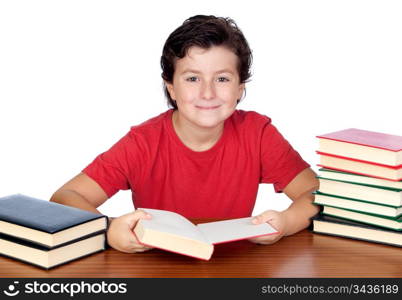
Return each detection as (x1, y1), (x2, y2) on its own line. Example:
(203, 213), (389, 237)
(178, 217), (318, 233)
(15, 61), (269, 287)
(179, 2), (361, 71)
(0, 0), (401, 217)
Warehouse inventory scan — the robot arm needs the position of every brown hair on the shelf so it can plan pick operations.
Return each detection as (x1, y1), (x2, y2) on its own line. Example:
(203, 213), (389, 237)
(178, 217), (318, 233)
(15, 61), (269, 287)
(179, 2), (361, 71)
(160, 15), (253, 109)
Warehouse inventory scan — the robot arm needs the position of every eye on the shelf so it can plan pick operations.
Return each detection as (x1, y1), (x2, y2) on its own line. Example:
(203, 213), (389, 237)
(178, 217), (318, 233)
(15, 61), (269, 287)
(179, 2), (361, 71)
(186, 76), (198, 82)
(217, 77), (230, 82)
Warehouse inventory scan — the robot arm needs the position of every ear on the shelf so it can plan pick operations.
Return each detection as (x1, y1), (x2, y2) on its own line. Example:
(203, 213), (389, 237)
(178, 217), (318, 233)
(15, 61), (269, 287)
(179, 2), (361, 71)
(165, 81), (176, 100)
(238, 83), (245, 100)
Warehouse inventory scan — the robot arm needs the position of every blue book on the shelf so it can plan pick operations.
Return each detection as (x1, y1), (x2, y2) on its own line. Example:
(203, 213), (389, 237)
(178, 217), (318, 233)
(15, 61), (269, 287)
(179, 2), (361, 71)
(0, 194), (107, 269)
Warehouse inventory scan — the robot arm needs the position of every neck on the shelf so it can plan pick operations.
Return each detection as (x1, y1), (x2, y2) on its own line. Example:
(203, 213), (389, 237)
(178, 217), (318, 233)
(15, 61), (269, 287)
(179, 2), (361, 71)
(172, 110), (224, 152)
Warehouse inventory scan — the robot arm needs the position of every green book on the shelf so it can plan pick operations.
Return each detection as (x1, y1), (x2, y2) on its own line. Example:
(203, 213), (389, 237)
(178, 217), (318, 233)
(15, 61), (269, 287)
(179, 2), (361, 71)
(312, 214), (402, 247)
(313, 191), (402, 218)
(318, 168), (402, 190)
(317, 176), (402, 207)
(321, 205), (402, 231)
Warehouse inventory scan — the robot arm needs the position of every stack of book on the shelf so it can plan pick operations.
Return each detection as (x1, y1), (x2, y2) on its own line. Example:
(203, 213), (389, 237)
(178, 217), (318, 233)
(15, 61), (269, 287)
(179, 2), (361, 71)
(0, 194), (108, 269)
(311, 128), (402, 247)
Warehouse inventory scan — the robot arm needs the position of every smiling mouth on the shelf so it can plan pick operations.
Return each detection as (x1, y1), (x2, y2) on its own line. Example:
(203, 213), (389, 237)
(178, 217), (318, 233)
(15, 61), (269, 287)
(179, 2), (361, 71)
(195, 105), (221, 110)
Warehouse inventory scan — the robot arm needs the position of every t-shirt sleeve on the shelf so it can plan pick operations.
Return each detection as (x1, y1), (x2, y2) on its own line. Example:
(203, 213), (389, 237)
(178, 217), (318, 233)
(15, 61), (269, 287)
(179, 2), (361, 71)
(82, 133), (134, 198)
(260, 123), (310, 193)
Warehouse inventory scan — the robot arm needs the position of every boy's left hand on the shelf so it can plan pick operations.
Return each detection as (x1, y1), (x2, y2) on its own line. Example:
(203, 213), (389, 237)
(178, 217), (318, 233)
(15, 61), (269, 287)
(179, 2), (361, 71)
(248, 210), (287, 245)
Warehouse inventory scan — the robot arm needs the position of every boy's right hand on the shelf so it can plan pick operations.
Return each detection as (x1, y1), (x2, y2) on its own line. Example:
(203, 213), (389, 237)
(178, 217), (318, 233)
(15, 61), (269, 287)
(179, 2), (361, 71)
(106, 209), (153, 253)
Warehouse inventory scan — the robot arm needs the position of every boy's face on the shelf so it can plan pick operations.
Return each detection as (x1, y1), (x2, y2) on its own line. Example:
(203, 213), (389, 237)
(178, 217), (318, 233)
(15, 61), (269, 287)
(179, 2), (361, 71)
(166, 46), (245, 129)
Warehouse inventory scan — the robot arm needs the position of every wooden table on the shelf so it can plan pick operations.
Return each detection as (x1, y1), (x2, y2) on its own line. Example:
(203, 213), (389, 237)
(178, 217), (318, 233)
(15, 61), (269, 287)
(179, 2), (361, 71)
(0, 229), (401, 278)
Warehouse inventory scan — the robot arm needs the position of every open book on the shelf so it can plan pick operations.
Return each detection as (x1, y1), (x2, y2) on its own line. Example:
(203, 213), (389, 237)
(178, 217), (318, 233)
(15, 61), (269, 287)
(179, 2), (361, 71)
(133, 208), (278, 260)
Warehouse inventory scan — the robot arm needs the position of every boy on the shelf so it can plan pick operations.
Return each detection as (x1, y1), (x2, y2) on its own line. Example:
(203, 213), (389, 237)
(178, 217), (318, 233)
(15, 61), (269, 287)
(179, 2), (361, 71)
(50, 15), (319, 253)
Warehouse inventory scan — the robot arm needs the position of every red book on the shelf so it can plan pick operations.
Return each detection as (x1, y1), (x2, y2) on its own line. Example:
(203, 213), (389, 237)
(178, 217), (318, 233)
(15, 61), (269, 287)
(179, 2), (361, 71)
(318, 128), (402, 151)
(317, 128), (402, 168)
(133, 208), (278, 260)
(317, 152), (402, 181)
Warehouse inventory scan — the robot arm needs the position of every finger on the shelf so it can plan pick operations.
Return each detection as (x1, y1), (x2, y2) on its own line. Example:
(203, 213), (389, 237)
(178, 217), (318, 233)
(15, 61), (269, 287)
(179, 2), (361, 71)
(127, 234), (154, 250)
(249, 233), (281, 245)
(120, 239), (153, 253)
(119, 245), (153, 253)
(251, 214), (263, 224)
(252, 211), (276, 224)
(126, 209), (152, 229)
(250, 237), (278, 245)
(129, 238), (152, 249)
(135, 209), (152, 219)
(131, 245), (153, 252)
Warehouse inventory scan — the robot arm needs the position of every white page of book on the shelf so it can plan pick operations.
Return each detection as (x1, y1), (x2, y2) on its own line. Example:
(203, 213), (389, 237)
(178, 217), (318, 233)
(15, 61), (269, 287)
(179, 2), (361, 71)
(140, 208), (206, 242)
(196, 217), (278, 245)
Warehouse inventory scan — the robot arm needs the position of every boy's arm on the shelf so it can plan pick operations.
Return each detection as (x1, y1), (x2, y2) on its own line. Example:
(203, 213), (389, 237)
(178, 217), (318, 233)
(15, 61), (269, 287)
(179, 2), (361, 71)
(281, 167), (320, 236)
(50, 172), (154, 253)
(249, 168), (319, 244)
(50, 172), (108, 213)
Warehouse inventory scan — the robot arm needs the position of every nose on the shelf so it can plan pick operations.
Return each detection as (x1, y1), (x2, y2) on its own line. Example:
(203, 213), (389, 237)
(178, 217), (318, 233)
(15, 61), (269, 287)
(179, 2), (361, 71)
(200, 80), (216, 100)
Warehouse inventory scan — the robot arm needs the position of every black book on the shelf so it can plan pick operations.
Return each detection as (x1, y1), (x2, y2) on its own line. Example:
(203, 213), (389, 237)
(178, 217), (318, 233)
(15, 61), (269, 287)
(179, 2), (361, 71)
(0, 194), (107, 269)
(0, 231), (105, 269)
(312, 214), (402, 247)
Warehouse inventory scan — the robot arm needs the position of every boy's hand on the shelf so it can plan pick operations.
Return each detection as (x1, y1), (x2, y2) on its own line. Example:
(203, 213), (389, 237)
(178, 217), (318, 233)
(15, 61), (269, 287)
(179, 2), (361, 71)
(107, 209), (154, 253)
(248, 210), (287, 245)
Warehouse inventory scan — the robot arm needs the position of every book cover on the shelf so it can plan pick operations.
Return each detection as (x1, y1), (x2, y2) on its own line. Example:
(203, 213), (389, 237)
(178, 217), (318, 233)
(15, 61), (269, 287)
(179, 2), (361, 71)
(0, 194), (107, 247)
(312, 214), (402, 247)
(317, 128), (402, 152)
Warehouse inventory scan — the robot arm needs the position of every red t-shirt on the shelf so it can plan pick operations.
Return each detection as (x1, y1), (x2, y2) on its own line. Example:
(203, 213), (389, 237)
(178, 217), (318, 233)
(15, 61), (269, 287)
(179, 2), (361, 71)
(83, 109), (309, 218)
